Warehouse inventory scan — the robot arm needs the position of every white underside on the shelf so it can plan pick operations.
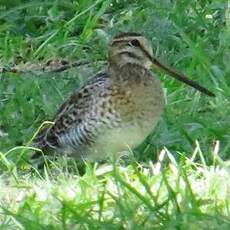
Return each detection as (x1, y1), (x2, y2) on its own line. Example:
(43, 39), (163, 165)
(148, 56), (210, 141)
(84, 120), (158, 161)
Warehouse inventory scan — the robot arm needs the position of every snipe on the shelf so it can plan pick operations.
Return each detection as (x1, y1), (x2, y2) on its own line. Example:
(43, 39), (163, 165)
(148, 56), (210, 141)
(35, 32), (214, 161)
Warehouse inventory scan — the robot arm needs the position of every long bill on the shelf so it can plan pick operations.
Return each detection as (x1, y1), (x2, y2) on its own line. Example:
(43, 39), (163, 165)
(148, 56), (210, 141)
(150, 56), (215, 97)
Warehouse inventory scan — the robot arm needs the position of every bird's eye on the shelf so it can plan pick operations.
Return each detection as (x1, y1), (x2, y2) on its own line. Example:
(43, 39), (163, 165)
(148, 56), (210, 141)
(130, 39), (140, 47)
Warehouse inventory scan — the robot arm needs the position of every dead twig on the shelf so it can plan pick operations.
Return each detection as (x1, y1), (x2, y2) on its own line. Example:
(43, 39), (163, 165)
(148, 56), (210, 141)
(0, 59), (105, 75)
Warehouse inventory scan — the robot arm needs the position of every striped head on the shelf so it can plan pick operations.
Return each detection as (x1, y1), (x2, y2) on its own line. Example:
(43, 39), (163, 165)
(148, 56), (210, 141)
(108, 32), (215, 97)
(109, 32), (153, 69)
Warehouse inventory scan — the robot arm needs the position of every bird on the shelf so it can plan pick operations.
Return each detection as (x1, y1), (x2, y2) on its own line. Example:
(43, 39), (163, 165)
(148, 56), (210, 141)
(34, 32), (215, 161)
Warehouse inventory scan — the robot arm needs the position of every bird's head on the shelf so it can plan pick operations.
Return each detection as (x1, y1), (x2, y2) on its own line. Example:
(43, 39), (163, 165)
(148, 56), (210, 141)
(109, 32), (153, 69)
(109, 32), (215, 97)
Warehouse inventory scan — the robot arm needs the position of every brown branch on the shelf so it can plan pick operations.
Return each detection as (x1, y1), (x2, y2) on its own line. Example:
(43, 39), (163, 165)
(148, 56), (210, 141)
(0, 59), (105, 74)
(46, 60), (90, 73)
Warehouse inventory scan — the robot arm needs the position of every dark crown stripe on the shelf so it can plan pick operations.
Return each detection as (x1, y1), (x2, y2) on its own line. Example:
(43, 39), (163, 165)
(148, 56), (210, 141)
(114, 32), (142, 39)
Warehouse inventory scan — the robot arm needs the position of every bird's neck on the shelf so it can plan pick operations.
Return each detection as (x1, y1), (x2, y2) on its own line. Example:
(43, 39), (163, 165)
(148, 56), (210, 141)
(108, 52), (150, 79)
(107, 61), (151, 85)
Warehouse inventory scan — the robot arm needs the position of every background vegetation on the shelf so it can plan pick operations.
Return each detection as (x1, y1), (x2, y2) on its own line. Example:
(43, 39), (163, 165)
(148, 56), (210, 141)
(0, 0), (229, 229)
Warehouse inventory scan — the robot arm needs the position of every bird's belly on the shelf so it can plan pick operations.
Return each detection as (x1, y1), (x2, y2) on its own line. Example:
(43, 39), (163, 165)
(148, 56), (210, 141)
(58, 107), (162, 161)
(86, 111), (161, 161)
(86, 127), (142, 160)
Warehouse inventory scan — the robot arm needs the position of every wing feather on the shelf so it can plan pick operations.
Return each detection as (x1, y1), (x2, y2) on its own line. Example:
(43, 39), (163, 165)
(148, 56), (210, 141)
(35, 72), (119, 154)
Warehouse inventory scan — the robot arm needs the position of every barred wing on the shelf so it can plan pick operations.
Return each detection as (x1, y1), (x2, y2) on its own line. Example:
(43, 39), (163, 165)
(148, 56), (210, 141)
(35, 72), (121, 156)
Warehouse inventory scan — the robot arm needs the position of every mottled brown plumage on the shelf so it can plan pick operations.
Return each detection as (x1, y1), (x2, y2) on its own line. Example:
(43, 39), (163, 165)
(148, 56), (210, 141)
(35, 33), (214, 161)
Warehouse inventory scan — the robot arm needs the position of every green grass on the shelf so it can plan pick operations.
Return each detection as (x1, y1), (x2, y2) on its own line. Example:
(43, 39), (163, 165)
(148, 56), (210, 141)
(0, 0), (229, 229)
(0, 148), (229, 229)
